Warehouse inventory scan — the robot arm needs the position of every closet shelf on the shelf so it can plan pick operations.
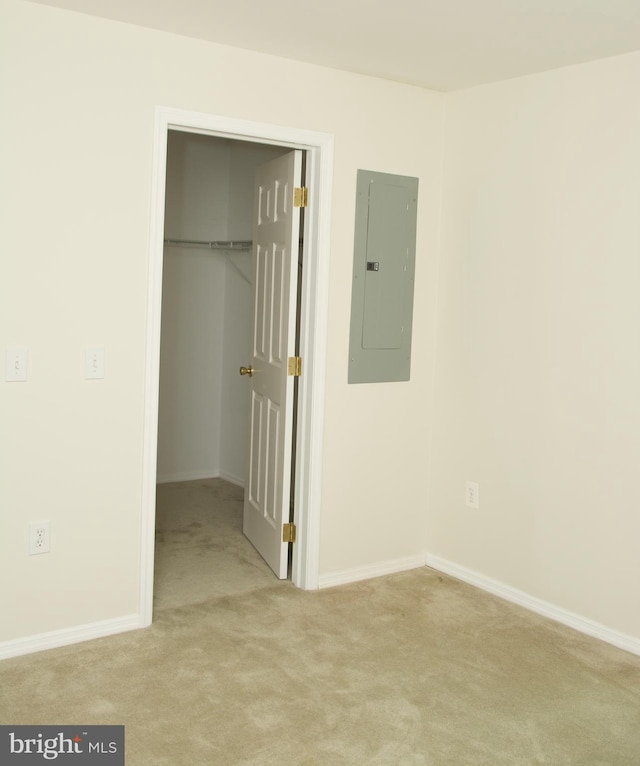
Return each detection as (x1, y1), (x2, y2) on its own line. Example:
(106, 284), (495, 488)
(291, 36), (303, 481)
(164, 238), (252, 251)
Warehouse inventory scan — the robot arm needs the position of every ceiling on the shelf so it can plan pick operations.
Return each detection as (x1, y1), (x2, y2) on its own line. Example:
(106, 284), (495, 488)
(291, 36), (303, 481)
(30, 0), (640, 91)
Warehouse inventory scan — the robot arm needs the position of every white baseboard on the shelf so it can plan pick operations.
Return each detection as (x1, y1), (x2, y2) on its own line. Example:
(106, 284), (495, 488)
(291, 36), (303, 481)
(156, 469), (218, 484)
(0, 614), (142, 660)
(156, 470), (244, 486)
(318, 554), (427, 589)
(218, 470), (244, 488)
(425, 554), (640, 657)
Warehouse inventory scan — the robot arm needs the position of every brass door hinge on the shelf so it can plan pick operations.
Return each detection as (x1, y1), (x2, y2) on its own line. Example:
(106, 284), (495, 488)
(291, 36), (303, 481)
(283, 523), (297, 543)
(293, 187), (308, 208)
(288, 356), (302, 377)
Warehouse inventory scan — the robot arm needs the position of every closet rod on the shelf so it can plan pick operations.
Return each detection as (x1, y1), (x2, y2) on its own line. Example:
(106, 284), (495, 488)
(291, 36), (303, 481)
(164, 238), (252, 251)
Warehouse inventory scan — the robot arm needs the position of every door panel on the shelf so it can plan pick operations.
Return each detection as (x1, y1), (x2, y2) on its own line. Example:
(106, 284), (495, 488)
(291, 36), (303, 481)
(243, 150), (302, 578)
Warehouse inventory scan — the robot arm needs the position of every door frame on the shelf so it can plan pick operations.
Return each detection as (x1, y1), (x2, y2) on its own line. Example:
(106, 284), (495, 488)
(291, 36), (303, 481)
(139, 107), (334, 625)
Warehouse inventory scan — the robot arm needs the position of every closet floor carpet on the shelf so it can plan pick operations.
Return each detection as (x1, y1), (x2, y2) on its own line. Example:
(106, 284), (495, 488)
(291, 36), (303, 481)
(153, 478), (275, 610)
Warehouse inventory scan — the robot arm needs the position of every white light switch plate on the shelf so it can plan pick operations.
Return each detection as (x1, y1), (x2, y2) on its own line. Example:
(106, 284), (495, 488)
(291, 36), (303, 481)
(5, 347), (29, 382)
(465, 480), (479, 509)
(84, 347), (105, 379)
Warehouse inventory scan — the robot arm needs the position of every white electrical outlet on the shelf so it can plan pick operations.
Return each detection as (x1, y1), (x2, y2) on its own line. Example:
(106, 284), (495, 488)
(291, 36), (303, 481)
(29, 521), (50, 555)
(465, 481), (479, 509)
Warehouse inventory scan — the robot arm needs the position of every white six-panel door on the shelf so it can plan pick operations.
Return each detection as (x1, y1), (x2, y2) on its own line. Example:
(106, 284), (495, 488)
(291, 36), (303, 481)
(242, 150), (302, 578)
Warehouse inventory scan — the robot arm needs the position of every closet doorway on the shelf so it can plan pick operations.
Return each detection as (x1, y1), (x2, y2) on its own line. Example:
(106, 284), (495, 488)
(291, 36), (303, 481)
(157, 133), (291, 489)
(155, 133), (292, 608)
(141, 109), (334, 624)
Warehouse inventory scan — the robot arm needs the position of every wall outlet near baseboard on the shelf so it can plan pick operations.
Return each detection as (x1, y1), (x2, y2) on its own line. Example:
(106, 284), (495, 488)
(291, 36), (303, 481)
(29, 521), (50, 555)
(84, 347), (105, 379)
(465, 481), (479, 509)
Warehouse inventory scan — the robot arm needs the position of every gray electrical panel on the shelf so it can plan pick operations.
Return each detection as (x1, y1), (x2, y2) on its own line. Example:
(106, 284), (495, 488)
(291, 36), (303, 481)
(348, 170), (418, 383)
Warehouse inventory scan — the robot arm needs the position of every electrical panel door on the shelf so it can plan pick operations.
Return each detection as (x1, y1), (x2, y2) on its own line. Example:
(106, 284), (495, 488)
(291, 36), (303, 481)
(348, 170), (418, 383)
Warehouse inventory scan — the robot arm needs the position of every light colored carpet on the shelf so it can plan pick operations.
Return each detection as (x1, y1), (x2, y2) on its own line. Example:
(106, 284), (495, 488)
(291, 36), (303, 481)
(153, 478), (276, 610)
(1, 480), (640, 764)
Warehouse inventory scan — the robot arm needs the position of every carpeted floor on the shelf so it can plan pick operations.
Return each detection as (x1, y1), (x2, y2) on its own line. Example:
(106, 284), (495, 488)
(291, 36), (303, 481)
(153, 478), (276, 610)
(1, 480), (640, 764)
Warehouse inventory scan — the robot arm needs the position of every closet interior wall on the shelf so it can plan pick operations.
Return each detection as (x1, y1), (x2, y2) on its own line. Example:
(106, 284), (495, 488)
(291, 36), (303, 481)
(157, 131), (288, 486)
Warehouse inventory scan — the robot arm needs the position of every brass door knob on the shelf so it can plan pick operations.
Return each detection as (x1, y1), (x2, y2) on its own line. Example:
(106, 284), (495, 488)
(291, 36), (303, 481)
(239, 365), (254, 378)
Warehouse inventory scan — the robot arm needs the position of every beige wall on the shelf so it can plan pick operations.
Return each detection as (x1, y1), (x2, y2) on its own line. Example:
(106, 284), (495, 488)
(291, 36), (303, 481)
(0, 0), (444, 643)
(430, 52), (640, 640)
